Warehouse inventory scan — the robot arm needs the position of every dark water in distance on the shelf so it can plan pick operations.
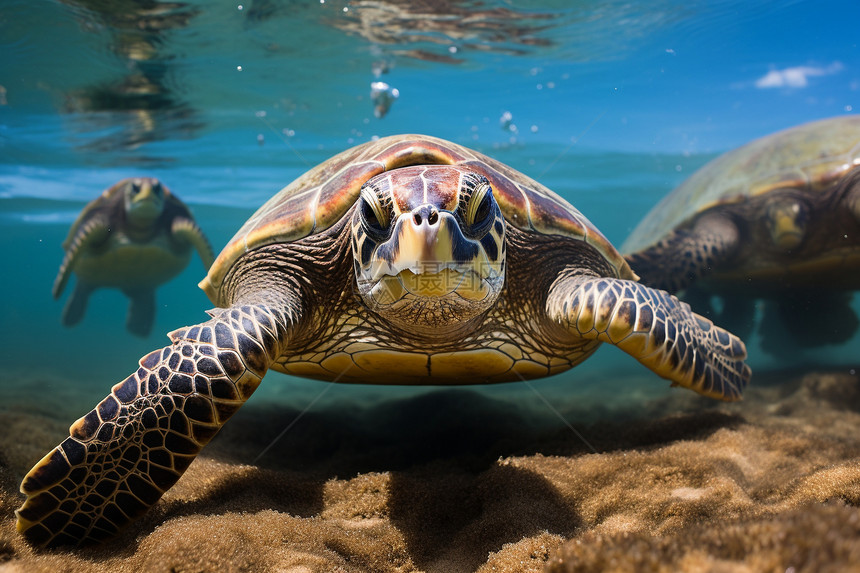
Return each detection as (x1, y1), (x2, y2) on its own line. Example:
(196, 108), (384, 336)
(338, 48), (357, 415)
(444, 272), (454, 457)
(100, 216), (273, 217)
(1, 0), (858, 417)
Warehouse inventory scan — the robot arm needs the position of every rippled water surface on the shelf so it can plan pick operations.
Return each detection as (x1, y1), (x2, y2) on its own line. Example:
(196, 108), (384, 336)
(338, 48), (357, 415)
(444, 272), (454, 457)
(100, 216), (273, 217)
(1, 0), (858, 414)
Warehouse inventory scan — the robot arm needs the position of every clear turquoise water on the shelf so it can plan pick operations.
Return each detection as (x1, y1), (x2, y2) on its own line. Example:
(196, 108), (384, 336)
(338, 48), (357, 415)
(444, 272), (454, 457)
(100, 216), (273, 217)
(1, 0), (858, 423)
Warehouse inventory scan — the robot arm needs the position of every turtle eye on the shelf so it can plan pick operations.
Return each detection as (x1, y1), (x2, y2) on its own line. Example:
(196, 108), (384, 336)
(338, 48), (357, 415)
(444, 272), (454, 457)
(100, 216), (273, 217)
(359, 187), (390, 237)
(465, 181), (494, 229)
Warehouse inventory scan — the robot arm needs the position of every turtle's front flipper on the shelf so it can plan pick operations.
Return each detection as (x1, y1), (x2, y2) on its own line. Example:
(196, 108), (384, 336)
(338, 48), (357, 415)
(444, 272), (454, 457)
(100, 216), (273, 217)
(625, 213), (740, 293)
(547, 275), (750, 400)
(124, 288), (156, 337)
(682, 286), (758, 341)
(16, 304), (293, 547)
(53, 216), (110, 299)
(171, 217), (215, 270)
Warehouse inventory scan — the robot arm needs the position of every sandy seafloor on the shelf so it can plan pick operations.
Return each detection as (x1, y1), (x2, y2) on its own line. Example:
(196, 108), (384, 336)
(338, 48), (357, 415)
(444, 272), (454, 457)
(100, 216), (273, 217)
(1, 365), (859, 573)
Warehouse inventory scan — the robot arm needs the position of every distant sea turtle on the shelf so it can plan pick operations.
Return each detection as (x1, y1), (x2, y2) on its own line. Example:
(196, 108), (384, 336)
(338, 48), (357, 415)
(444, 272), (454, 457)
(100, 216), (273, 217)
(623, 116), (860, 351)
(53, 177), (215, 337)
(18, 135), (750, 547)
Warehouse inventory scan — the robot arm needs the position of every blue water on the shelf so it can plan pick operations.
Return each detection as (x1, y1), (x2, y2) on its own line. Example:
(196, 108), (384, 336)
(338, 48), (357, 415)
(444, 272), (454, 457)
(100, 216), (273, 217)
(1, 0), (859, 419)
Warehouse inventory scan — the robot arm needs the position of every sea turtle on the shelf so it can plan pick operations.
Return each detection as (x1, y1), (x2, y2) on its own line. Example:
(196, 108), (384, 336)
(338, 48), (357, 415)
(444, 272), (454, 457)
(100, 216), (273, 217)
(622, 116), (860, 352)
(17, 135), (750, 547)
(53, 177), (215, 337)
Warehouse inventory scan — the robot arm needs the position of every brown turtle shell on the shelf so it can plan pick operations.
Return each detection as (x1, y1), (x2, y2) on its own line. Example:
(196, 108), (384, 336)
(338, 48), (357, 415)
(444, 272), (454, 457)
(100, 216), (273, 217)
(623, 115), (860, 253)
(201, 134), (632, 302)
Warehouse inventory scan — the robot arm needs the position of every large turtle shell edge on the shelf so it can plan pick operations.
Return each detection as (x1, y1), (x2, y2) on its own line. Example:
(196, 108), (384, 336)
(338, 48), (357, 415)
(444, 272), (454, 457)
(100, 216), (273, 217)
(201, 134), (632, 304)
(622, 115), (860, 253)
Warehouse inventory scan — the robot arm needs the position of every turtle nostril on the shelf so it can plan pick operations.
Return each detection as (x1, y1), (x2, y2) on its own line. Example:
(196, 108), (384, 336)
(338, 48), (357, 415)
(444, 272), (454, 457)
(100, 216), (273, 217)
(412, 205), (440, 226)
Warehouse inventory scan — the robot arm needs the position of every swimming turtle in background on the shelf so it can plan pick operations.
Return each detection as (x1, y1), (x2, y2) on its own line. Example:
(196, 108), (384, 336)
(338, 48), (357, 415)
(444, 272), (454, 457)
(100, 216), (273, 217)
(53, 177), (215, 337)
(623, 116), (860, 353)
(18, 135), (750, 547)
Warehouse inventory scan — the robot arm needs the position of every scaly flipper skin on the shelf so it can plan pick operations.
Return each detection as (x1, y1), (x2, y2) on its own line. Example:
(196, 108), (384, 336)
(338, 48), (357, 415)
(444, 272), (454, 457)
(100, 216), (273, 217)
(546, 274), (750, 400)
(52, 215), (110, 300)
(16, 304), (294, 547)
(682, 286), (757, 342)
(625, 213), (740, 294)
(171, 217), (215, 270)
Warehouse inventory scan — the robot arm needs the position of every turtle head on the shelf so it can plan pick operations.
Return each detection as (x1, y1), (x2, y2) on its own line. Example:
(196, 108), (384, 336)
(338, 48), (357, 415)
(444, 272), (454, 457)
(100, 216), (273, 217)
(351, 165), (506, 332)
(764, 193), (808, 250)
(122, 177), (166, 228)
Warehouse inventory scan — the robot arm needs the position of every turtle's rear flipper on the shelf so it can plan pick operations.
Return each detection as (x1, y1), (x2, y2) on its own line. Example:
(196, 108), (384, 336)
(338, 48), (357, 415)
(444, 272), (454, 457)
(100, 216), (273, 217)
(53, 215), (110, 300)
(124, 288), (156, 337)
(707, 292), (757, 342)
(760, 291), (859, 356)
(547, 275), (750, 401)
(16, 305), (290, 547)
(61, 282), (94, 327)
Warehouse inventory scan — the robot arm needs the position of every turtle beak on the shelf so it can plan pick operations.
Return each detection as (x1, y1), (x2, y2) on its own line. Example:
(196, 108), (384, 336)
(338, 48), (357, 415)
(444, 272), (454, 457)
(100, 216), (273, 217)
(136, 180), (154, 200)
(394, 205), (451, 273)
(371, 205), (479, 279)
(766, 198), (806, 250)
(366, 204), (495, 302)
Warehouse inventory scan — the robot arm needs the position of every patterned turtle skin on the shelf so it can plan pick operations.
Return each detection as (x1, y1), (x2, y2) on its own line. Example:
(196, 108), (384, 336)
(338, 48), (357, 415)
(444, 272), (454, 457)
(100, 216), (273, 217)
(623, 116), (860, 351)
(17, 135), (751, 547)
(54, 178), (215, 337)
